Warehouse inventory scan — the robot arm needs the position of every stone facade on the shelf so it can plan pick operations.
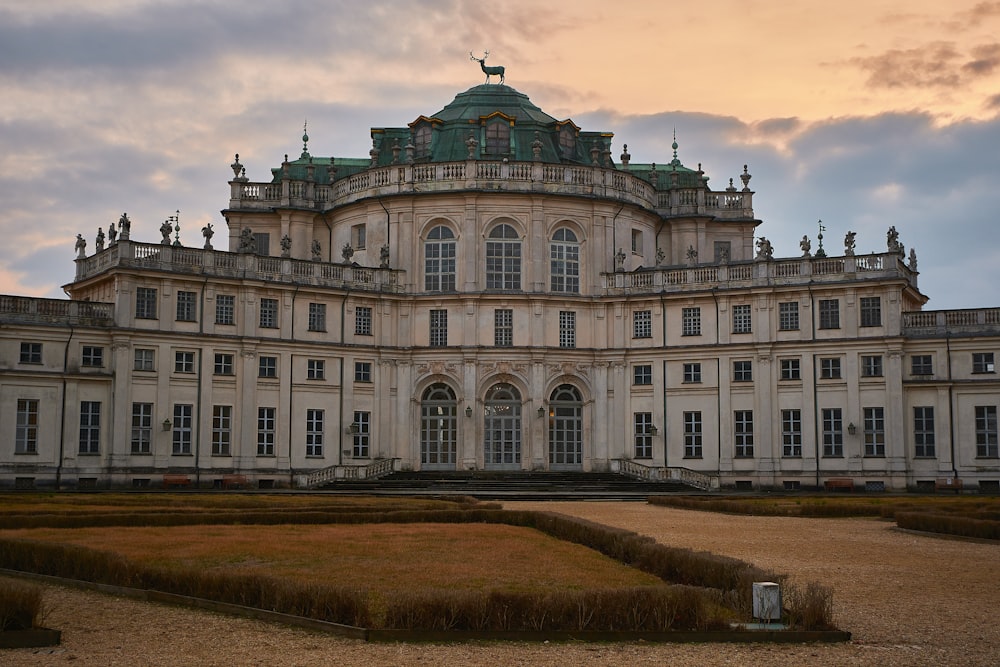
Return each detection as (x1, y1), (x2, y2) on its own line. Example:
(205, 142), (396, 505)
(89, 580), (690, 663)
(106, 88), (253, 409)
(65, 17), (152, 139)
(1, 84), (998, 491)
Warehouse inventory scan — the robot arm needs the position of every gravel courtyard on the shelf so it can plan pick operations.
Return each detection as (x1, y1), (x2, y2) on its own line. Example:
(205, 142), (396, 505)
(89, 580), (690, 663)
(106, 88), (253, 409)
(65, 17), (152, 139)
(5, 501), (998, 666)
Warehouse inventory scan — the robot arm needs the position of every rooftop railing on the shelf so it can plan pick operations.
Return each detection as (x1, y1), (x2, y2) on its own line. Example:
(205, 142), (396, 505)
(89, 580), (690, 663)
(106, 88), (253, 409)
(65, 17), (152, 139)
(229, 160), (754, 220)
(902, 308), (1000, 337)
(0, 295), (114, 326)
(73, 240), (404, 293)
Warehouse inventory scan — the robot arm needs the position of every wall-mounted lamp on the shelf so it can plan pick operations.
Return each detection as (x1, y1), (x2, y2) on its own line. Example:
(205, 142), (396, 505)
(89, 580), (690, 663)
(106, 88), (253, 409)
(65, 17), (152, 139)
(847, 422), (857, 436)
(162, 419), (172, 432)
(346, 422), (360, 435)
(465, 406), (473, 418)
(650, 425), (659, 436)
(537, 406), (545, 417)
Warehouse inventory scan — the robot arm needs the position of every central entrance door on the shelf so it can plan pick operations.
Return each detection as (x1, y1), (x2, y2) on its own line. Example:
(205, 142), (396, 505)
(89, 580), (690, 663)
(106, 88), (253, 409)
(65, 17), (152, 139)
(548, 384), (583, 470)
(420, 383), (457, 470)
(484, 383), (522, 470)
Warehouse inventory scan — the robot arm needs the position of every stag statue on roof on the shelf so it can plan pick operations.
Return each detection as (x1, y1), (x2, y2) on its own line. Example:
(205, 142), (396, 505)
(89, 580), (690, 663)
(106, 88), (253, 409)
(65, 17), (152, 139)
(470, 51), (505, 85)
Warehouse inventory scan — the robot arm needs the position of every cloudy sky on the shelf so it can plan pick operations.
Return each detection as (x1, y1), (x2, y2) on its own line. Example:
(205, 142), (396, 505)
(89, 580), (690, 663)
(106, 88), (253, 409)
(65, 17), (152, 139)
(2, 0), (998, 309)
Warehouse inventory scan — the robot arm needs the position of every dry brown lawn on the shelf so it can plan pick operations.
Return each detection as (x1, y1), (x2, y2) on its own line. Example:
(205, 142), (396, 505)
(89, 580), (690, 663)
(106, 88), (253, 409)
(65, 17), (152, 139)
(2, 522), (660, 592)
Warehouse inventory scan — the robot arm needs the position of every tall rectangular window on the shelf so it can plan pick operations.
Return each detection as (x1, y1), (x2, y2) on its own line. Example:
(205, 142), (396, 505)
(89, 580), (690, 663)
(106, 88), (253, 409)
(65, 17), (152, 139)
(81, 346), (104, 367)
(307, 359), (325, 380)
(134, 348), (155, 371)
(135, 287), (157, 319)
(681, 307), (701, 336)
(733, 360), (753, 382)
(130, 402), (152, 454)
(913, 407), (935, 458)
(15, 399), (39, 454)
(424, 226), (456, 291)
(352, 411), (371, 458)
(860, 297), (882, 327)
(822, 408), (843, 457)
(780, 358), (801, 381)
(176, 290), (197, 322)
(550, 229), (580, 294)
(259, 298), (278, 329)
(683, 412), (703, 458)
(212, 405), (232, 456)
(20, 342), (42, 364)
(306, 409), (324, 457)
(634, 412), (653, 459)
(79, 401), (101, 454)
(732, 304), (752, 334)
(633, 310), (652, 339)
(778, 302), (799, 331)
(258, 407), (275, 456)
(172, 404), (193, 455)
(818, 299), (840, 329)
(429, 309), (448, 347)
(354, 361), (372, 383)
(308, 303), (326, 332)
(864, 407), (885, 456)
(973, 352), (995, 374)
(631, 229), (643, 254)
(494, 309), (513, 347)
(215, 294), (235, 325)
(175, 351), (195, 373)
(559, 311), (576, 349)
(633, 364), (652, 386)
(911, 355), (933, 376)
(861, 355), (883, 377)
(355, 306), (372, 336)
(975, 405), (998, 457)
(214, 353), (234, 376)
(820, 357), (842, 379)
(352, 223), (367, 249)
(734, 410), (754, 458)
(683, 363), (702, 383)
(258, 355), (277, 378)
(781, 409), (802, 457)
(253, 233), (270, 255)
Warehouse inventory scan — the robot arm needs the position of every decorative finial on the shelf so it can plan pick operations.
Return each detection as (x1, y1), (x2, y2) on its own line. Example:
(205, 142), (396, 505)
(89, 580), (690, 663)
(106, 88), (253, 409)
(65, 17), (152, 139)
(815, 220), (827, 258)
(231, 153), (242, 179)
(620, 143), (630, 166)
(300, 120), (310, 158)
(740, 164), (752, 191)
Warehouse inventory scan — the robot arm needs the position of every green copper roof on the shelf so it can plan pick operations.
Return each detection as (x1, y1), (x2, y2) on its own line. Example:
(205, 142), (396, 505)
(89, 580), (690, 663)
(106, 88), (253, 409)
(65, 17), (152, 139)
(432, 84), (558, 124)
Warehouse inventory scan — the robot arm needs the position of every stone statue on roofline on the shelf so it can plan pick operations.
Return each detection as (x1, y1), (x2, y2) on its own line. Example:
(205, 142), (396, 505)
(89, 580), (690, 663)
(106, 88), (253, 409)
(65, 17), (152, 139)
(844, 230), (856, 256)
(95, 227), (105, 252)
(202, 223), (214, 250)
(908, 248), (918, 271)
(755, 237), (773, 260)
(800, 235), (811, 257)
(886, 226), (901, 253)
(238, 227), (256, 253)
(160, 219), (173, 244)
(118, 213), (131, 240)
(108, 222), (117, 245)
(75, 234), (87, 258)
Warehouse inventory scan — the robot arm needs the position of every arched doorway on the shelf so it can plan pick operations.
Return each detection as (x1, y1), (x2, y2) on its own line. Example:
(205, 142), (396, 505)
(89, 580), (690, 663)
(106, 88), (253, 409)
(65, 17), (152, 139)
(484, 383), (522, 470)
(548, 384), (583, 470)
(420, 383), (457, 470)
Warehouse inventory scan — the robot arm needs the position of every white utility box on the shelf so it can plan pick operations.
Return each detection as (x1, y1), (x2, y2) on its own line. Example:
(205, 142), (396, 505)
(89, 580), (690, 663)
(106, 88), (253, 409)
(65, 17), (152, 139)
(752, 581), (782, 621)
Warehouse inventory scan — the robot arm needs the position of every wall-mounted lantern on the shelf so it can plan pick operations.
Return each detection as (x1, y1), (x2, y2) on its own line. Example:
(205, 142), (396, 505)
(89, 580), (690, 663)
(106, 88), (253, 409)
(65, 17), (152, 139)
(465, 406), (473, 418)
(847, 422), (857, 436)
(650, 425), (659, 436)
(162, 419), (172, 432)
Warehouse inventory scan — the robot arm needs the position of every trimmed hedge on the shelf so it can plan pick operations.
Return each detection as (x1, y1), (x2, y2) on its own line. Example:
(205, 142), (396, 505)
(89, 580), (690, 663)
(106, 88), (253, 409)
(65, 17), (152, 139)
(895, 512), (1000, 540)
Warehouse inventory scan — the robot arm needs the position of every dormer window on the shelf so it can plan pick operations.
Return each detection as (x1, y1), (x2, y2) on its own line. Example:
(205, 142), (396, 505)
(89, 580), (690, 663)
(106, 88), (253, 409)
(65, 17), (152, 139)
(559, 125), (576, 158)
(484, 121), (510, 156)
(414, 124), (432, 158)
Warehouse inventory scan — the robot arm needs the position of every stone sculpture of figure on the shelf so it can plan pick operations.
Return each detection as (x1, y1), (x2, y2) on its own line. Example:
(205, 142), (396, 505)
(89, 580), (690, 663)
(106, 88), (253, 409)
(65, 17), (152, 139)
(95, 227), (105, 252)
(341, 242), (354, 263)
(886, 226), (900, 252)
(800, 235), (811, 257)
(718, 246), (730, 264)
(686, 245), (698, 266)
(908, 248), (918, 271)
(238, 227), (256, 253)
(118, 213), (131, 240)
(108, 222), (117, 245)
(465, 131), (478, 160)
(655, 246), (665, 266)
(311, 239), (322, 261)
(75, 234), (87, 258)
(202, 223), (214, 250)
(755, 237), (773, 260)
(844, 230), (856, 256)
(280, 234), (291, 257)
(614, 247), (626, 272)
(379, 243), (390, 268)
(160, 219), (172, 244)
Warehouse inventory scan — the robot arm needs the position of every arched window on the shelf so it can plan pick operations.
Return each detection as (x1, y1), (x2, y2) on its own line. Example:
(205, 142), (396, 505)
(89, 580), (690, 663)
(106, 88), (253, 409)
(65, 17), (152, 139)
(559, 126), (576, 159)
(414, 124), (432, 158)
(548, 384), (583, 469)
(420, 383), (457, 469)
(424, 225), (456, 291)
(486, 224), (521, 290)
(484, 383), (522, 469)
(485, 121), (510, 156)
(550, 228), (580, 293)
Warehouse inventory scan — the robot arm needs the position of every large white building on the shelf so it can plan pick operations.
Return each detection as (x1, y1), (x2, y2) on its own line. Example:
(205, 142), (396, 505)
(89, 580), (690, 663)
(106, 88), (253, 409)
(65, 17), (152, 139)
(2, 83), (999, 491)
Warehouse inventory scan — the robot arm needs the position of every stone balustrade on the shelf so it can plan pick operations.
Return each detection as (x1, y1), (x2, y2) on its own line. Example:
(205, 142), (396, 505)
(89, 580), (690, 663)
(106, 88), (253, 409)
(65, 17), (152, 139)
(902, 307), (1000, 337)
(0, 295), (115, 326)
(73, 240), (404, 293)
(229, 160), (754, 220)
(602, 252), (915, 295)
